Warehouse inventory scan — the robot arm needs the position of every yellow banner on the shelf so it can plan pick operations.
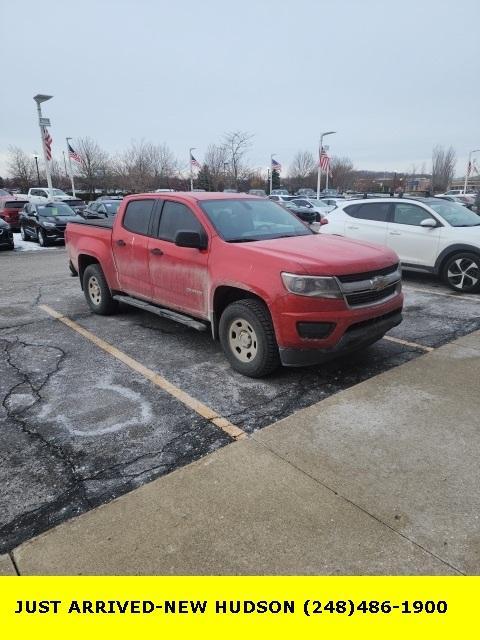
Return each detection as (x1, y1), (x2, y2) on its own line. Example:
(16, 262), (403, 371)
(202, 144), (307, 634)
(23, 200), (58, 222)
(0, 577), (477, 638)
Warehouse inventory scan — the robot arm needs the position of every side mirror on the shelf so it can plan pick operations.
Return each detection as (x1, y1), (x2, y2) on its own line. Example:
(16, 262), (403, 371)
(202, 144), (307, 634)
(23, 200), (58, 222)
(420, 218), (437, 228)
(175, 230), (207, 250)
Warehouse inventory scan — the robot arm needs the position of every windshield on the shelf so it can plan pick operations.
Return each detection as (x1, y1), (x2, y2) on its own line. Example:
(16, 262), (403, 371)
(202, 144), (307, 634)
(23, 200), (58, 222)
(200, 198), (313, 242)
(429, 201), (480, 227)
(52, 189), (68, 196)
(37, 203), (75, 217)
(104, 201), (121, 214)
(305, 199), (329, 207)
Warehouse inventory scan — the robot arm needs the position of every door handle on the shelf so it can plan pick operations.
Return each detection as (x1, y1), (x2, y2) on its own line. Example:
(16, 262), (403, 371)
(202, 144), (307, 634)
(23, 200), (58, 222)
(150, 247), (163, 256)
(389, 231), (401, 236)
(116, 239), (126, 247)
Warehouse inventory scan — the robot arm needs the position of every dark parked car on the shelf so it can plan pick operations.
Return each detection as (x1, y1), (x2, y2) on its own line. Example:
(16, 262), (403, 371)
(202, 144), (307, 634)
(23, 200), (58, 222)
(62, 198), (86, 215)
(283, 200), (319, 224)
(82, 199), (122, 219)
(0, 217), (14, 250)
(19, 202), (81, 246)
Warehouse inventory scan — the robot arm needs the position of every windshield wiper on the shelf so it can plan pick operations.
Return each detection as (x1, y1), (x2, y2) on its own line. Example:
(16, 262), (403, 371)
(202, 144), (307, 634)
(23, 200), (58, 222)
(226, 237), (258, 243)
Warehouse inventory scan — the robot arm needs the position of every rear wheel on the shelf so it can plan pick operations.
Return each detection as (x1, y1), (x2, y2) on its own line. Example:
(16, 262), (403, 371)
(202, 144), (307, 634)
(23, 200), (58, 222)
(442, 252), (480, 293)
(82, 264), (118, 315)
(219, 299), (280, 377)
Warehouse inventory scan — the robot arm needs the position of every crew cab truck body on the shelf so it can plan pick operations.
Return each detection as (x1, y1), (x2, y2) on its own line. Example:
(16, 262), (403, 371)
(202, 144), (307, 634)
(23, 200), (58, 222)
(65, 193), (403, 377)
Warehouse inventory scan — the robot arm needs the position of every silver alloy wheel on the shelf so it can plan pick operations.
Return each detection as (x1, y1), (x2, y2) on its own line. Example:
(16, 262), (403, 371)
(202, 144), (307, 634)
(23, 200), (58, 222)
(447, 257), (480, 290)
(20, 226), (26, 240)
(88, 276), (102, 305)
(228, 317), (258, 362)
(38, 230), (45, 246)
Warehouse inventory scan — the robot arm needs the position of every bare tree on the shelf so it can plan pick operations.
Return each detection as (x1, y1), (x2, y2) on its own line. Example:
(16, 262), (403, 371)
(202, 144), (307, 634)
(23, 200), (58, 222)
(330, 156), (355, 192)
(74, 137), (110, 195)
(6, 146), (36, 192)
(222, 130), (253, 187)
(290, 150), (316, 179)
(431, 145), (456, 192)
(114, 140), (178, 192)
(203, 144), (228, 190)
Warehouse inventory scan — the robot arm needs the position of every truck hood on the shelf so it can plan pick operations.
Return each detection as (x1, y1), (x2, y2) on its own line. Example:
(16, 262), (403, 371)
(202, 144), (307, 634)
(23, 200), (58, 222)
(232, 234), (399, 276)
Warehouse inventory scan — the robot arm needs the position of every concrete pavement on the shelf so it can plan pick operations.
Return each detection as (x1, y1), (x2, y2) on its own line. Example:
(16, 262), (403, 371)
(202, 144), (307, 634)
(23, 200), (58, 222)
(11, 330), (480, 575)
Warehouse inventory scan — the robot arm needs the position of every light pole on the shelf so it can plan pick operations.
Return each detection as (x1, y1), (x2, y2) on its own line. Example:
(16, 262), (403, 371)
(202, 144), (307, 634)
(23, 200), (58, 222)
(316, 131), (336, 199)
(464, 149), (480, 193)
(189, 147), (196, 191)
(270, 154), (276, 195)
(33, 155), (40, 184)
(66, 137), (77, 197)
(33, 94), (53, 198)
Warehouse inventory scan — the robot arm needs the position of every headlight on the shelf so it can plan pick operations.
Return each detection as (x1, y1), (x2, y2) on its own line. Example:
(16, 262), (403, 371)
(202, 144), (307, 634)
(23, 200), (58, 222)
(281, 272), (343, 298)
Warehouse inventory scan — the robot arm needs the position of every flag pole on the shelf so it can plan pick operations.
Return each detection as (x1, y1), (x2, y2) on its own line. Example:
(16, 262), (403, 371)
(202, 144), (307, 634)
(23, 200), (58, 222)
(189, 147), (196, 191)
(270, 154), (276, 194)
(66, 137), (76, 197)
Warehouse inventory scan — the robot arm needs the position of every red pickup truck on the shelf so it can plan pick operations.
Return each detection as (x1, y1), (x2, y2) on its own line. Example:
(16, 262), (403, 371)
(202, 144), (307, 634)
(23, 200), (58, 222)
(65, 193), (403, 377)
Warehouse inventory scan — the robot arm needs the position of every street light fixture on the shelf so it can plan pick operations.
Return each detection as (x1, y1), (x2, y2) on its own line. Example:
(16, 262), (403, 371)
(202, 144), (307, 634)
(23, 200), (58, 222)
(464, 148), (480, 193)
(316, 131), (336, 199)
(33, 94), (53, 197)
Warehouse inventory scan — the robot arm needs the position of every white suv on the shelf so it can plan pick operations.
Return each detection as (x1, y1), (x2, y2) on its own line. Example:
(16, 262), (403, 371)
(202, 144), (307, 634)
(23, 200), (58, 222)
(28, 187), (76, 202)
(323, 197), (480, 293)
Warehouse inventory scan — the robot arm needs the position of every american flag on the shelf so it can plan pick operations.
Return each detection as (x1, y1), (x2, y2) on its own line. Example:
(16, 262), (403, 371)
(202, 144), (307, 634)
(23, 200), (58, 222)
(68, 141), (81, 164)
(43, 127), (52, 161)
(190, 153), (201, 169)
(271, 158), (282, 172)
(319, 147), (330, 171)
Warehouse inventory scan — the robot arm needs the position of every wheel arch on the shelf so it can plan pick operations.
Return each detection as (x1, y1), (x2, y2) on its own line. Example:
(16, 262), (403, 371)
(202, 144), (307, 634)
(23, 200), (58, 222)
(211, 285), (270, 340)
(434, 244), (480, 275)
(78, 254), (100, 289)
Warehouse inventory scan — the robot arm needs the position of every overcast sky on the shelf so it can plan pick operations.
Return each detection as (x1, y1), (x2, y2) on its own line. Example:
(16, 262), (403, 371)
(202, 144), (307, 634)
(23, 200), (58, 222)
(1, 0), (479, 178)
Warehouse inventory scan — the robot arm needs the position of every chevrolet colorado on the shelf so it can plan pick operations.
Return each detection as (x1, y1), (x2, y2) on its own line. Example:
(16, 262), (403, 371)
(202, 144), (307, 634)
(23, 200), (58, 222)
(65, 193), (403, 377)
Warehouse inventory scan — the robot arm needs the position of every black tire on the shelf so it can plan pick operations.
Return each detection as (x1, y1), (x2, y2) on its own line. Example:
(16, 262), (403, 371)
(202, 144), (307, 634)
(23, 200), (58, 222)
(82, 264), (118, 315)
(38, 228), (49, 247)
(219, 299), (280, 377)
(441, 252), (480, 293)
(20, 225), (30, 241)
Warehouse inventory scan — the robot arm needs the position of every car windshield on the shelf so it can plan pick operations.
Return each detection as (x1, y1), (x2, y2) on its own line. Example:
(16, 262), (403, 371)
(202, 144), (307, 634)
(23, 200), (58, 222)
(37, 203), (75, 217)
(104, 201), (121, 213)
(52, 189), (68, 196)
(306, 199), (329, 207)
(429, 201), (480, 227)
(200, 198), (313, 242)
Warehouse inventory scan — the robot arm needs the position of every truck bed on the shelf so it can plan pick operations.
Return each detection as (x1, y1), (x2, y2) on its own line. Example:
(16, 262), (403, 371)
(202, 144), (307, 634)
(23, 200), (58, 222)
(68, 217), (114, 229)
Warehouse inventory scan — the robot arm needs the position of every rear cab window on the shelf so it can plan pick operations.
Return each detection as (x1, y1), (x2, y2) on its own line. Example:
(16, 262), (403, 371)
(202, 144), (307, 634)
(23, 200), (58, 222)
(122, 199), (155, 235)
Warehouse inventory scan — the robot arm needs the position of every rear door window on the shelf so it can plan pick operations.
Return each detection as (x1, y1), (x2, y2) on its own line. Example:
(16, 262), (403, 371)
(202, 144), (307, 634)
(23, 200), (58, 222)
(123, 199), (155, 235)
(344, 202), (390, 222)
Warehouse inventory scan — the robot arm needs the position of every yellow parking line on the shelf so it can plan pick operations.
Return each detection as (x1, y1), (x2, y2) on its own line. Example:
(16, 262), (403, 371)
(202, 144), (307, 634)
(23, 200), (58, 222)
(404, 285), (480, 302)
(38, 304), (246, 441)
(383, 335), (434, 352)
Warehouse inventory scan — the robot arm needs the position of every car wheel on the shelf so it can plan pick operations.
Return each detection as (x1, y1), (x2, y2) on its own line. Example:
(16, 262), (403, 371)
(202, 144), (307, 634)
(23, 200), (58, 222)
(442, 252), (480, 293)
(82, 264), (118, 315)
(20, 225), (29, 241)
(219, 299), (280, 377)
(38, 229), (49, 247)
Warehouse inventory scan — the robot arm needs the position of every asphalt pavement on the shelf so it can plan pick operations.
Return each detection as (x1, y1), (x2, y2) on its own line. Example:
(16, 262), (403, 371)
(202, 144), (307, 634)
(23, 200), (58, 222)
(1, 245), (480, 561)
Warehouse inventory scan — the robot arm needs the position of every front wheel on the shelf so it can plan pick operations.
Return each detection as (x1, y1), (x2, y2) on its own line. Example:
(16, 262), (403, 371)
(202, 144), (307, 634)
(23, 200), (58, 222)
(38, 229), (49, 247)
(442, 252), (480, 293)
(219, 299), (280, 377)
(82, 264), (118, 315)
(20, 225), (29, 241)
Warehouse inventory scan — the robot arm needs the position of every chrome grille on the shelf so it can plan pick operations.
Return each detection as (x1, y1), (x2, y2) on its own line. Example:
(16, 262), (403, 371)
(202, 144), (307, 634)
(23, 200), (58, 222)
(336, 265), (402, 308)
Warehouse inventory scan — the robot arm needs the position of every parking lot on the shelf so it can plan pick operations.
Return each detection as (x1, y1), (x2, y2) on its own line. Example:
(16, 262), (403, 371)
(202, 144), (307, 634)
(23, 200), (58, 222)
(1, 242), (480, 554)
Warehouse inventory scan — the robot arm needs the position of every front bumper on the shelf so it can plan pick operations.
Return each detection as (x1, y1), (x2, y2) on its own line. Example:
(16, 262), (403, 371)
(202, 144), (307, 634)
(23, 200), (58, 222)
(279, 308), (403, 366)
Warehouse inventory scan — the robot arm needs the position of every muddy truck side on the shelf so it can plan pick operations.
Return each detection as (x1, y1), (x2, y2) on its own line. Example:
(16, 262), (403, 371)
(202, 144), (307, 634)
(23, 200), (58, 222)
(65, 192), (403, 377)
